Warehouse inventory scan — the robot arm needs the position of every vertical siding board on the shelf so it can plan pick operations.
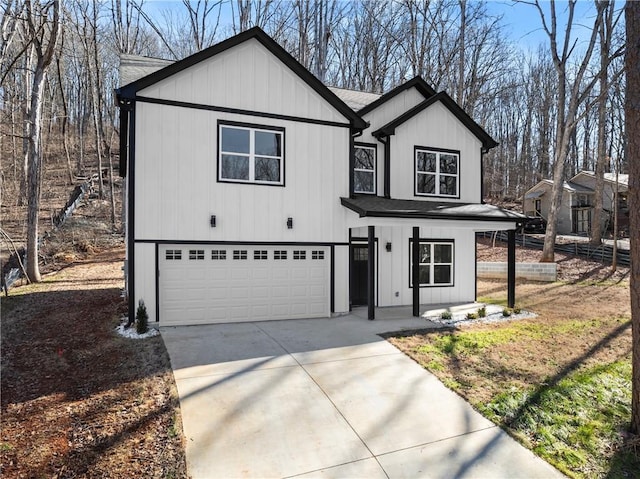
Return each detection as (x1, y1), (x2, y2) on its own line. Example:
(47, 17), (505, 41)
(139, 40), (346, 124)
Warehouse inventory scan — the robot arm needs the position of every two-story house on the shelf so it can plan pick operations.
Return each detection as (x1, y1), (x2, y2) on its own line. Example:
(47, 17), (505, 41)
(116, 27), (525, 326)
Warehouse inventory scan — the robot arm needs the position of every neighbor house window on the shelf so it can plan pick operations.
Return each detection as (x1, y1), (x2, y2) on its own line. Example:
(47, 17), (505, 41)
(219, 122), (284, 185)
(410, 240), (454, 286)
(415, 148), (459, 197)
(353, 144), (376, 194)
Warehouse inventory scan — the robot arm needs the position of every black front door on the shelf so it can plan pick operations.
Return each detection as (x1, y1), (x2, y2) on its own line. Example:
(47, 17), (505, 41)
(351, 244), (368, 306)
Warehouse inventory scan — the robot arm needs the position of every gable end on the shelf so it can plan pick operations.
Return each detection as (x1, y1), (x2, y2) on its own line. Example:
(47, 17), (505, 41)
(116, 27), (366, 131)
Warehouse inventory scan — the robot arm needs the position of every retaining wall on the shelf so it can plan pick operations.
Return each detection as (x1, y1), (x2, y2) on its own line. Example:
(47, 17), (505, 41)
(477, 262), (557, 282)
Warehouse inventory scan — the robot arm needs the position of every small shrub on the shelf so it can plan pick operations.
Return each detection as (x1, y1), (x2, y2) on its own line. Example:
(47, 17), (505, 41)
(441, 311), (452, 320)
(502, 308), (512, 317)
(514, 307), (522, 314)
(136, 299), (149, 334)
(478, 306), (487, 318)
(466, 312), (478, 320)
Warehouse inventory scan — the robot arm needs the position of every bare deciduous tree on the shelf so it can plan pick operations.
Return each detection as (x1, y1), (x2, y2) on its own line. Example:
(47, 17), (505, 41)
(24, 0), (61, 282)
(526, 0), (604, 262)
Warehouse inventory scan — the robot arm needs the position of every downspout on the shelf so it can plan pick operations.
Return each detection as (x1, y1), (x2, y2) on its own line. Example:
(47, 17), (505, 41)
(126, 102), (137, 326)
(480, 147), (486, 204)
(374, 132), (391, 199)
(350, 129), (363, 198)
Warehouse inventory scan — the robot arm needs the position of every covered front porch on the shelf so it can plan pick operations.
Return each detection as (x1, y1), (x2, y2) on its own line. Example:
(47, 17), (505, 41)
(342, 196), (526, 321)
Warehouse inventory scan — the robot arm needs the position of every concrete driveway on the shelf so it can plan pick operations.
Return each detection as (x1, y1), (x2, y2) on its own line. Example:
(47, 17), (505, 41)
(161, 313), (564, 478)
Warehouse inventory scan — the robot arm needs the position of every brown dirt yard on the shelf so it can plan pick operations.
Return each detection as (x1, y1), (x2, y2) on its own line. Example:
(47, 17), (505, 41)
(0, 245), (187, 478)
(0, 233), (633, 478)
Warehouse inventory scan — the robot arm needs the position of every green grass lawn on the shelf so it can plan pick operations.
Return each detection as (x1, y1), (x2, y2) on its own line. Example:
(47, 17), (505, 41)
(387, 281), (639, 478)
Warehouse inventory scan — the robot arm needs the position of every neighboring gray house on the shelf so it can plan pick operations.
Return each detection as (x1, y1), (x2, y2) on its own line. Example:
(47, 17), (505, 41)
(116, 27), (525, 327)
(524, 171), (629, 235)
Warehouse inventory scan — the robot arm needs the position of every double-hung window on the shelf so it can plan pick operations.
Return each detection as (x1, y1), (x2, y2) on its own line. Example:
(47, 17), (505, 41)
(219, 122), (284, 185)
(415, 148), (459, 197)
(353, 144), (376, 194)
(410, 240), (454, 287)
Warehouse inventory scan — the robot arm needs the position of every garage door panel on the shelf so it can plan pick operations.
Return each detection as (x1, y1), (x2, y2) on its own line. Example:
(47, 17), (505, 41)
(272, 269), (289, 280)
(231, 268), (250, 280)
(252, 286), (270, 298)
(251, 269), (269, 281)
(160, 245), (330, 325)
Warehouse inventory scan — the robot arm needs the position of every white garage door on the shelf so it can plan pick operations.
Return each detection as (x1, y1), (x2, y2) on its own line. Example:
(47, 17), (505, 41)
(159, 245), (330, 325)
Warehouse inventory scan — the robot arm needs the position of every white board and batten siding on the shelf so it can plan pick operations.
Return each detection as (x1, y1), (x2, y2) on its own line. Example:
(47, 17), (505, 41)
(358, 87), (426, 196)
(388, 102), (483, 204)
(132, 38), (353, 325)
(350, 225), (477, 308)
(138, 39), (346, 125)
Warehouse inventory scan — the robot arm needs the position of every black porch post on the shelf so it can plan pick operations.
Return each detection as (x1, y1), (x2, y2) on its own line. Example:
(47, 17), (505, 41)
(507, 229), (516, 308)
(367, 225), (375, 320)
(412, 226), (420, 317)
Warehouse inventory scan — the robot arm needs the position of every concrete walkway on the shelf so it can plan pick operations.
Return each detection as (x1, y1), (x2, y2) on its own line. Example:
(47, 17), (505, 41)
(161, 313), (564, 478)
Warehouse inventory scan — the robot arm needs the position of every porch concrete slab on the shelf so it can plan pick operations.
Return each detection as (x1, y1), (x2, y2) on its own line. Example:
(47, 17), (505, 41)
(302, 353), (495, 456)
(176, 366), (372, 478)
(162, 322), (298, 379)
(377, 426), (563, 478)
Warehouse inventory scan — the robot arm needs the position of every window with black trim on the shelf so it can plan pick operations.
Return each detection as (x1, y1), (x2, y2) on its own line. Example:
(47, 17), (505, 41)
(189, 249), (205, 260)
(254, 250), (268, 260)
(410, 240), (454, 286)
(274, 250), (287, 260)
(354, 144), (376, 194)
(219, 122), (284, 185)
(233, 250), (248, 260)
(312, 250), (325, 260)
(211, 250), (226, 260)
(415, 148), (459, 197)
(166, 250), (182, 260)
(293, 250), (306, 260)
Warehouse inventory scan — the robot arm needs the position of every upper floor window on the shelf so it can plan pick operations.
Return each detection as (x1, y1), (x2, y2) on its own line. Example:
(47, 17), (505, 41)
(415, 148), (459, 198)
(219, 122), (284, 185)
(354, 144), (376, 194)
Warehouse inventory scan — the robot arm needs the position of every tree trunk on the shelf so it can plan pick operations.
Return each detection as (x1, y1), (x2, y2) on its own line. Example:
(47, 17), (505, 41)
(24, 0), (60, 283)
(592, 0), (614, 245)
(537, 0), (604, 262)
(625, 0), (640, 435)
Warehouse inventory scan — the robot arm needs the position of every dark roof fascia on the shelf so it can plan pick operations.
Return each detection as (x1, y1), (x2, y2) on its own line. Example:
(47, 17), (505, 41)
(357, 76), (437, 116)
(115, 27), (367, 131)
(341, 197), (527, 223)
(371, 91), (499, 151)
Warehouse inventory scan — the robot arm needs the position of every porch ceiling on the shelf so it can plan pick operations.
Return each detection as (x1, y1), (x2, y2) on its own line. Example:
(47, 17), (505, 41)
(341, 196), (527, 223)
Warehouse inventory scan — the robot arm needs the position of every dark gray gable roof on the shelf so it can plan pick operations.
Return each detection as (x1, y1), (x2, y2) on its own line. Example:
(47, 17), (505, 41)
(357, 77), (437, 115)
(341, 196), (526, 223)
(115, 27), (367, 130)
(371, 91), (498, 151)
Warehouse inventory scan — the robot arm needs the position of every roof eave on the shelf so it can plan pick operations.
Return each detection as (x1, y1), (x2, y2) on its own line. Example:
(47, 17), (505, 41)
(357, 76), (437, 116)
